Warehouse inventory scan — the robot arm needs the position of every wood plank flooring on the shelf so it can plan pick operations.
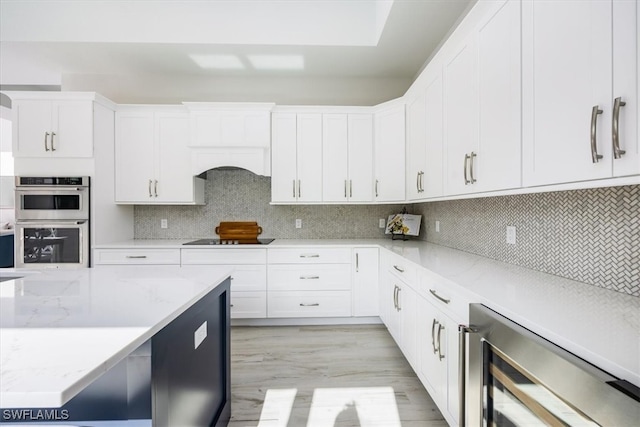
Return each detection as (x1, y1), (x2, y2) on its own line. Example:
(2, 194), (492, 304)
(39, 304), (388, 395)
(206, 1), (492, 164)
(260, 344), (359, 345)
(229, 325), (447, 427)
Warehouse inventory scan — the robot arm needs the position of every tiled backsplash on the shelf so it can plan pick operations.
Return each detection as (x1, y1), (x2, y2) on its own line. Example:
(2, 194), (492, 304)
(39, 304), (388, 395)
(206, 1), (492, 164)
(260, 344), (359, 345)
(135, 169), (639, 297)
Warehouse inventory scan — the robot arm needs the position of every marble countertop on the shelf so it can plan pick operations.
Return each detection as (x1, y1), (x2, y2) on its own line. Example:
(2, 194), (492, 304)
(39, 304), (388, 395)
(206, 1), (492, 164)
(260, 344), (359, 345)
(93, 238), (640, 388)
(0, 265), (232, 408)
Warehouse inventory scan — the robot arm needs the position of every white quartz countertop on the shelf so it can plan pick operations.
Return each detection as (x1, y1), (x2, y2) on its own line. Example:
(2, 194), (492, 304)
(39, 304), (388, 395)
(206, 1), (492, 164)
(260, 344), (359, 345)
(0, 265), (232, 408)
(94, 238), (640, 388)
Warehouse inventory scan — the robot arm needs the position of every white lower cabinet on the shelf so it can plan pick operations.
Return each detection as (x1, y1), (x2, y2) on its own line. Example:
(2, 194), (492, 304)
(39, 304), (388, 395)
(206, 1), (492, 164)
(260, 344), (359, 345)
(181, 248), (267, 319)
(352, 247), (379, 317)
(267, 247), (352, 318)
(93, 248), (181, 265)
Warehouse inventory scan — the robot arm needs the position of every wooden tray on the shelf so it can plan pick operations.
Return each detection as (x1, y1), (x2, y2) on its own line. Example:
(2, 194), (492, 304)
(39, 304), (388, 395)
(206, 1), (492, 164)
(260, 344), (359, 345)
(215, 221), (263, 242)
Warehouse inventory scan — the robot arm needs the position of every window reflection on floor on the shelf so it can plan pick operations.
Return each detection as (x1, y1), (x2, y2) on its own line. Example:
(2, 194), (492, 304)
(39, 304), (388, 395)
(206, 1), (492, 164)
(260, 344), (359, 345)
(257, 387), (401, 427)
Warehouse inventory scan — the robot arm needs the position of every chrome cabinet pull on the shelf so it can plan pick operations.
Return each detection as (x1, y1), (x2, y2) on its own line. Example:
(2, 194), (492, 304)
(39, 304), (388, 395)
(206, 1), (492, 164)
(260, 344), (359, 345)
(375, 180), (379, 197)
(393, 285), (398, 310)
(430, 289), (451, 304)
(154, 180), (158, 197)
(148, 180), (153, 197)
(126, 255), (147, 259)
(612, 97), (627, 159)
(437, 323), (445, 360)
(590, 105), (604, 163)
(349, 180), (353, 198)
(298, 180), (301, 198)
(299, 275), (320, 280)
(463, 154), (470, 184)
(458, 325), (476, 427)
(355, 252), (359, 272)
(396, 286), (401, 311)
(300, 303), (319, 307)
(299, 254), (320, 258)
(469, 152), (476, 183)
(421, 171), (425, 192)
(431, 319), (438, 354)
(393, 265), (404, 273)
(293, 180), (296, 198)
(50, 132), (56, 151)
(44, 132), (50, 151)
(344, 180), (348, 198)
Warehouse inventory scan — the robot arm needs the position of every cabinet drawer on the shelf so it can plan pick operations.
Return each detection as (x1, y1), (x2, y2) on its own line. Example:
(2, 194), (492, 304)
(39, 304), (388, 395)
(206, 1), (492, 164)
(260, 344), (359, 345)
(268, 247), (351, 264)
(384, 253), (417, 284)
(230, 265), (267, 291)
(181, 248), (266, 265)
(230, 291), (266, 319)
(93, 249), (181, 265)
(420, 270), (469, 321)
(268, 291), (352, 318)
(268, 264), (351, 291)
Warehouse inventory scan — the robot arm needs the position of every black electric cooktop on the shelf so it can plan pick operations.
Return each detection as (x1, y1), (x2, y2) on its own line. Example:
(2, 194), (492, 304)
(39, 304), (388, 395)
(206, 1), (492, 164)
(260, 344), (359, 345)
(183, 238), (275, 246)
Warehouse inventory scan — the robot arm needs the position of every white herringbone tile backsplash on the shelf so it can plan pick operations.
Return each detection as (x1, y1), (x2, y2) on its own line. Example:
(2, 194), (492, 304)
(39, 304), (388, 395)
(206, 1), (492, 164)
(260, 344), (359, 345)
(135, 169), (639, 297)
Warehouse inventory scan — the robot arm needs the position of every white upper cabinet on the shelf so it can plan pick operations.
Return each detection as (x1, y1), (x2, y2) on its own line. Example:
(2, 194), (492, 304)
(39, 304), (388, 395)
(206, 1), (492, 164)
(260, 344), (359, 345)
(374, 100), (406, 202)
(322, 113), (373, 202)
(522, 0), (639, 186)
(271, 112), (323, 203)
(423, 63), (445, 198)
(115, 106), (204, 204)
(405, 89), (428, 200)
(185, 103), (273, 148)
(12, 97), (94, 158)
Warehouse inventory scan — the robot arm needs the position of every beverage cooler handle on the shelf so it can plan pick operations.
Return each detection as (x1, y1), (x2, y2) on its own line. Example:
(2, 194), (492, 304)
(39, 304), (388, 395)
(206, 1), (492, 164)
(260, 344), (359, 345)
(458, 325), (474, 427)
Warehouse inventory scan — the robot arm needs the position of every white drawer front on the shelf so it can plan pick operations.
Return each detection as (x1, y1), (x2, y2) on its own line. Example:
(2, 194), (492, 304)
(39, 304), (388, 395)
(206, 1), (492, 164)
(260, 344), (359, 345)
(268, 264), (351, 291)
(181, 248), (267, 265)
(420, 270), (469, 322)
(384, 252), (417, 284)
(268, 291), (352, 318)
(230, 265), (267, 291)
(231, 291), (266, 319)
(94, 249), (181, 265)
(268, 248), (351, 264)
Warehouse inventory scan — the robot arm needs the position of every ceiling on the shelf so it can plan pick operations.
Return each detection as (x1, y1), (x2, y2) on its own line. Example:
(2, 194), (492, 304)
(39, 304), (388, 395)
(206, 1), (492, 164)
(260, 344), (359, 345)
(0, 0), (474, 105)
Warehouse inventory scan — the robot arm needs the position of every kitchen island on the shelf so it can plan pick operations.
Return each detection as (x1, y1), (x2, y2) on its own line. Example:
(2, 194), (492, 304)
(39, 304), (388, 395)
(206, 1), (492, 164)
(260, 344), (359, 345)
(0, 266), (232, 426)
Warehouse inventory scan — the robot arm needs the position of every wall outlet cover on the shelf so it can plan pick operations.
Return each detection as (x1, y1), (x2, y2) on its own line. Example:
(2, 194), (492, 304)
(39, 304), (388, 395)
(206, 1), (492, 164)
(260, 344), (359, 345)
(379, 218), (386, 228)
(295, 219), (302, 229)
(160, 219), (168, 229)
(506, 226), (516, 245)
(435, 220), (440, 232)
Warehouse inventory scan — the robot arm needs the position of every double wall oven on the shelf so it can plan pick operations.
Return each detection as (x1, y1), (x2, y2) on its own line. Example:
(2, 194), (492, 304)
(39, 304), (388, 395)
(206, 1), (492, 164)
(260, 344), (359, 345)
(15, 177), (90, 268)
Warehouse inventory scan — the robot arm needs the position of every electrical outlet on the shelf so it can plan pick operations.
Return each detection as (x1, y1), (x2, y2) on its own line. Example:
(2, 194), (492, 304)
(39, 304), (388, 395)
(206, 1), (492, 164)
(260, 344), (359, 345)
(161, 219), (168, 229)
(506, 226), (516, 245)
(435, 220), (440, 232)
(295, 219), (302, 229)
(379, 218), (386, 228)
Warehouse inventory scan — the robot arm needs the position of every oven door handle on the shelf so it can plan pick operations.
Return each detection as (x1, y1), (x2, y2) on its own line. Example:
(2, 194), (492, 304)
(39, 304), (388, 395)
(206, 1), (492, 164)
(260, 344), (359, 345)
(17, 220), (86, 226)
(458, 325), (476, 427)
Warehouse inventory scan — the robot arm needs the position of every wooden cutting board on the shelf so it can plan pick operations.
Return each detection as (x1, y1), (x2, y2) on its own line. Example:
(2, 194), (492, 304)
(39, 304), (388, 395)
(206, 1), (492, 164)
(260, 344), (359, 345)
(215, 221), (263, 242)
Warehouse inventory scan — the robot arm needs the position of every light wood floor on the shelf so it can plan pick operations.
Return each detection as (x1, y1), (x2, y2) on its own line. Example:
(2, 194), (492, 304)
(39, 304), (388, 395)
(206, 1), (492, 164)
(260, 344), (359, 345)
(229, 325), (447, 427)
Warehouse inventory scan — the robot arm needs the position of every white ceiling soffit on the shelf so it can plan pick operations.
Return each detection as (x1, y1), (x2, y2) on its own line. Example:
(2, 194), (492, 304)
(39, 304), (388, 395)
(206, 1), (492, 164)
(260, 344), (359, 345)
(0, 0), (394, 47)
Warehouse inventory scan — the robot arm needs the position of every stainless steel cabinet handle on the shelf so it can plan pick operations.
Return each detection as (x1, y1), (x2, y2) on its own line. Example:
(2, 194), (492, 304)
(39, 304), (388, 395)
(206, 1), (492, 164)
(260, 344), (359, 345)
(44, 132), (50, 151)
(469, 152), (476, 184)
(463, 154), (470, 184)
(355, 252), (359, 272)
(299, 275), (320, 280)
(375, 180), (379, 198)
(590, 105), (604, 163)
(458, 325), (475, 427)
(148, 180), (153, 197)
(154, 180), (158, 197)
(437, 324), (445, 360)
(431, 319), (438, 354)
(416, 172), (420, 192)
(393, 285), (398, 310)
(344, 180), (347, 198)
(393, 265), (404, 273)
(300, 303), (320, 307)
(293, 180), (296, 198)
(421, 171), (425, 192)
(349, 180), (352, 198)
(298, 180), (301, 198)
(299, 254), (320, 258)
(50, 132), (56, 151)
(612, 97), (627, 159)
(396, 286), (401, 311)
(126, 255), (147, 259)
(429, 289), (451, 304)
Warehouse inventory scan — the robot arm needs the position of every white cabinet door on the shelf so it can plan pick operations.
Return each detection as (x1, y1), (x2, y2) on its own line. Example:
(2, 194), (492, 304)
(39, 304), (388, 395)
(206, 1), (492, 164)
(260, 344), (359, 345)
(189, 109), (271, 147)
(444, 33), (478, 196)
(374, 102), (406, 202)
(296, 113), (323, 202)
(423, 65), (445, 198)
(115, 111), (156, 202)
(155, 113), (194, 203)
(418, 296), (447, 407)
(399, 283), (418, 370)
(271, 113), (298, 203)
(347, 114), (374, 202)
(476, 0), (521, 192)
(13, 99), (93, 158)
(522, 1), (612, 185)
(352, 247), (379, 317)
(405, 89), (427, 200)
(322, 114), (349, 202)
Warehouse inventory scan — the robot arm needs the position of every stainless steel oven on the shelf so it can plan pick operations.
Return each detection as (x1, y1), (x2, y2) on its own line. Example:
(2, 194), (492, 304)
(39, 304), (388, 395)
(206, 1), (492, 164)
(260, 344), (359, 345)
(15, 177), (90, 268)
(462, 304), (640, 426)
(15, 176), (89, 220)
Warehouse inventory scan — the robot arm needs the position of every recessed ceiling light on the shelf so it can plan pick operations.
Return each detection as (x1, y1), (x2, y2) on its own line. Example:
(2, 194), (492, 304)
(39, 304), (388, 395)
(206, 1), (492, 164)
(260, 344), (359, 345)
(247, 55), (304, 70)
(189, 54), (244, 70)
